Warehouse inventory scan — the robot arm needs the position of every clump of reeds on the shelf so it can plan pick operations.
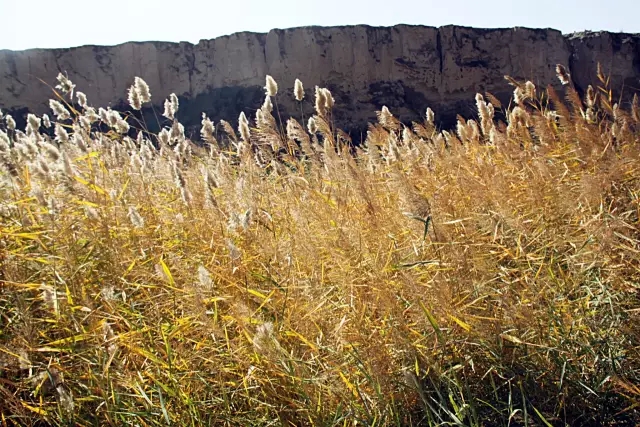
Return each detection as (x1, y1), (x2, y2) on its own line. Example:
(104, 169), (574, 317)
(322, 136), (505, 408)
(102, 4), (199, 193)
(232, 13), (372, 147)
(0, 66), (638, 426)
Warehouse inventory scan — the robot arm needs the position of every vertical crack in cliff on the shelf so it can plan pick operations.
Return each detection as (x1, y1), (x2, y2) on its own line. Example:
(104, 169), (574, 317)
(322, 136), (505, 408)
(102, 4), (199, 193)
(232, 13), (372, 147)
(185, 44), (197, 97)
(565, 35), (580, 93)
(436, 29), (443, 74)
(259, 34), (268, 74)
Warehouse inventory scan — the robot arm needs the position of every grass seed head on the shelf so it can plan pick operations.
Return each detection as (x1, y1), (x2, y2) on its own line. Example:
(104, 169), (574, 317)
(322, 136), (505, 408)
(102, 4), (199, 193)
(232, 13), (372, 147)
(42, 114), (51, 128)
(54, 123), (69, 144)
(201, 113), (215, 141)
(127, 206), (144, 228)
(98, 107), (110, 123)
(39, 284), (58, 314)
(134, 76), (151, 103)
(314, 86), (327, 116)
(115, 118), (130, 134)
(106, 109), (121, 128)
(55, 73), (76, 97)
(158, 128), (170, 146)
(238, 112), (251, 142)
(377, 106), (400, 131)
(76, 91), (88, 108)
(307, 117), (317, 134)
(49, 100), (71, 121)
(163, 94), (179, 120)
(426, 107), (435, 126)
(72, 132), (88, 152)
(586, 85), (596, 108)
(294, 78), (304, 101)
(0, 131), (9, 150)
(197, 265), (213, 289)
(84, 107), (99, 123)
(127, 85), (142, 110)
(26, 114), (41, 135)
(56, 385), (74, 414)
(632, 93), (639, 123)
(42, 141), (60, 161)
(524, 81), (536, 99)
(6, 114), (16, 130)
(265, 75), (278, 97)
(79, 115), (92, 132)
(556, 64), (571, 85)
(163, 99), (174, 120)
(262, 94), (273, 113)
(170, 94), (179, 112)
(322, 88), (335, 110)
(513, 86), (524, 104)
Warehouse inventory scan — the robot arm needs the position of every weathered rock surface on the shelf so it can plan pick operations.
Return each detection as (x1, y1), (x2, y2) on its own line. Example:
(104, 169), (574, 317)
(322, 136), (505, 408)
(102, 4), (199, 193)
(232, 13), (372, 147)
(1, 25), (639, 136)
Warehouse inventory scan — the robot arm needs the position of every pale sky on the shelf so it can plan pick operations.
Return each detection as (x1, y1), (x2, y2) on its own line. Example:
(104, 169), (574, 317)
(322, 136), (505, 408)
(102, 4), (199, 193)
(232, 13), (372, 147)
(1, 0), (638, 51)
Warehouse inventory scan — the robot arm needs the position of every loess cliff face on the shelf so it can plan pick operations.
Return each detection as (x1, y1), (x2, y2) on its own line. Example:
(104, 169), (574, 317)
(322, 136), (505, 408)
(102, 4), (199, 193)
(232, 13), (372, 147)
(1, 25), (639, 135)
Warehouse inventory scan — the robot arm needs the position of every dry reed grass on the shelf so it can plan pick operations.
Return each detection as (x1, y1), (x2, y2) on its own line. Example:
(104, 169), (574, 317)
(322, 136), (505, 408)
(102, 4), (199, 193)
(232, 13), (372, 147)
(0, 68), (639, 426)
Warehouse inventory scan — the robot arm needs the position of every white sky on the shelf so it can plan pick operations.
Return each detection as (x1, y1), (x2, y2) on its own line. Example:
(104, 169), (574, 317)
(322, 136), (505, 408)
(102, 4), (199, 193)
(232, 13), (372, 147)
(1, 0), (639, 50)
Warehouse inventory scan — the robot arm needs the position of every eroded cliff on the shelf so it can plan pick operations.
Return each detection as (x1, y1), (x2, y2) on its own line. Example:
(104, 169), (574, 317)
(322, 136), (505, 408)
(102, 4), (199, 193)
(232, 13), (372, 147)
(1, 25), (639, 135)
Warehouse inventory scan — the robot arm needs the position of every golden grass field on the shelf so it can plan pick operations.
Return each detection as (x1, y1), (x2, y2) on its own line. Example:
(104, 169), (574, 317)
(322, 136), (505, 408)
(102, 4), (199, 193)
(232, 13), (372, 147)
(0, 66), (639, 426)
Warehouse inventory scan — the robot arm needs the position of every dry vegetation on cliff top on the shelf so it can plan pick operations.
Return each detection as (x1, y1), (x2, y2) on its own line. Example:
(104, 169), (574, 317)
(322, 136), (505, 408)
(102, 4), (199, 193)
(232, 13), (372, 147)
(0, 66), (640, 426)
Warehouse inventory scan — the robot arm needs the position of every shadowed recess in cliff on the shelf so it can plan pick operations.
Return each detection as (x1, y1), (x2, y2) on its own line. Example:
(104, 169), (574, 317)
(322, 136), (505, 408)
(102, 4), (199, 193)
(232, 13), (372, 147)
(119, 86), (268, 137)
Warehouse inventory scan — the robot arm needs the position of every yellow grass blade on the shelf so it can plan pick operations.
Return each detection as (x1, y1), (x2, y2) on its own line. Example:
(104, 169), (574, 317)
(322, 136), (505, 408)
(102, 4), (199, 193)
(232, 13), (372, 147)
(118, 177), (130, 200)
(21, 402), (47, 416)
(121, 342), (170, 369)
(74, 175), (107, 195)
(285, 330), (319, 352)
(501, 334), (523, 344)
(448, 315), (472, 332)
(159, 258), (175, 286)
(42, 333), (91, 347)
(339, 371), (359, 398)
(247, 288), (268, 300)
